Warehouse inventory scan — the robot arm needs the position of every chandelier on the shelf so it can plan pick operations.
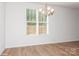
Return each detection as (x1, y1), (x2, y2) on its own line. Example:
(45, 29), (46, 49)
(38, 4), (54, 16)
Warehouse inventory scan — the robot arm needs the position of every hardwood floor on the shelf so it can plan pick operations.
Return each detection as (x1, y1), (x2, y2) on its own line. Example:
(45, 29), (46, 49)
(1, 41), (79, 56)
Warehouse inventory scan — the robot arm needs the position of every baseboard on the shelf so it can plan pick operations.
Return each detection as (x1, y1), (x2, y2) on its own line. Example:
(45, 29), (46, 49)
(6, 39), (79, 48)
(0, 48), (5, 55)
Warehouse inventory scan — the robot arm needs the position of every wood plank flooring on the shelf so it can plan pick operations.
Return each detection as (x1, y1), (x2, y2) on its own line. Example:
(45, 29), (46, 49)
(1, 41), (79, 56)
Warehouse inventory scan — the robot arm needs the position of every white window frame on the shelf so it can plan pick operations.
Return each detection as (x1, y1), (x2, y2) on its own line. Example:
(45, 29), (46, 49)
(26, 9), (49, 36)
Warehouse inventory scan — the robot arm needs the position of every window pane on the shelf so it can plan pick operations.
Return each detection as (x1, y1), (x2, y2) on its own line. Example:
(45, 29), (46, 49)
(38, 12), (47, 23)
(27, 23), (36, 34)
(26, 9), (36, 35)
(26, 9), (36, 22)
(39, 23), (47, 34)
(38, 12), (47, 34)
(32, 9), (36, 21)
(26, 9), (29, 21)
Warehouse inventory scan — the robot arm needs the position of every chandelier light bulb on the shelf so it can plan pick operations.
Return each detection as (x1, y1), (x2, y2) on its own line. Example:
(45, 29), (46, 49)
(39, 8), (42, 12)
(47, 6), (51, 10)
(38, 4), (54, 16)
(51, 9), (54, 12)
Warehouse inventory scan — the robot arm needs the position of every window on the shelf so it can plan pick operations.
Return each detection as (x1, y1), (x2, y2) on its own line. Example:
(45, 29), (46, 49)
(26, 9), (48, 35)
(26, 9), (36, 35)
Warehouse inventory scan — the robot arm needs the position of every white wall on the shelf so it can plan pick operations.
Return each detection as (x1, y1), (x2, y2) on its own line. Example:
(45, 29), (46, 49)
(0, 3), (5, 55)
(74, 10), (79, 39)
(5, 2), (79, 48)
(78, 11), (79, 38)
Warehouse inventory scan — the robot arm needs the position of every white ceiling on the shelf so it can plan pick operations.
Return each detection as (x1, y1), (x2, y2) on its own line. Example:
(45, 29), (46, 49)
(37, 2), (79, 9)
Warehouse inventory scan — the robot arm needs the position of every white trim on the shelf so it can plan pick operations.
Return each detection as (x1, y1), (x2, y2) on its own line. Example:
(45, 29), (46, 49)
(27, 21), (36, 23)
(39, 22), (47, 23)
(36, 10), (39, 35)
(47, 16), (49, 34)
(0, 48), (5, 55)
(6, 39), (79, 48)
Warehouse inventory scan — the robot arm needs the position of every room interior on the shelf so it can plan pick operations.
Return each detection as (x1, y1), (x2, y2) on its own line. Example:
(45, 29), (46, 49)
(0, 2), (79, 56)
